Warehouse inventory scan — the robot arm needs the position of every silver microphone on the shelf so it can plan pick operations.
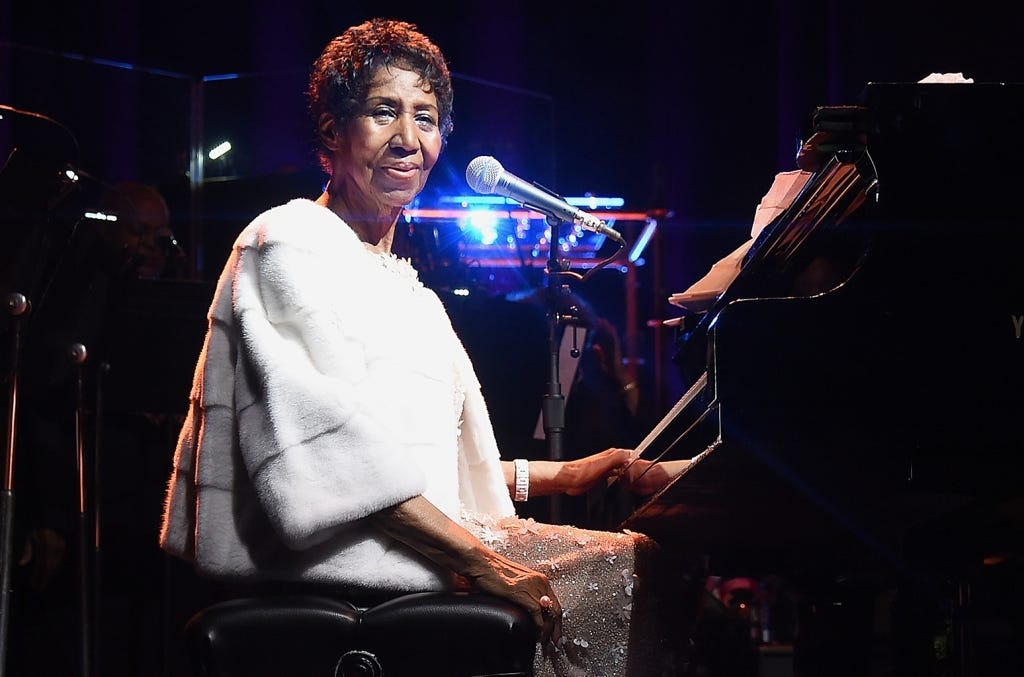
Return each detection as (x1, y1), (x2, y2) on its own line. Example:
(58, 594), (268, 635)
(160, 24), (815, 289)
(465, 156), (625, 244)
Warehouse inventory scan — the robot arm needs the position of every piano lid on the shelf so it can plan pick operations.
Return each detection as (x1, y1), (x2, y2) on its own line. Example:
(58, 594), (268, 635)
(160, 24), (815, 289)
(623, 81), (1024, 576)
(859, 81), (1024, 218)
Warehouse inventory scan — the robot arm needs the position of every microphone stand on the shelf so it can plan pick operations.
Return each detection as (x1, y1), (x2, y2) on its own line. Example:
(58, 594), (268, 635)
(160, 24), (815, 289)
(541, 216), (579, 524)
(69, 343), (92, 677)
(537, 212), (630, 524)
(0, 293), (30, 677)
(92, 361), (108, 677)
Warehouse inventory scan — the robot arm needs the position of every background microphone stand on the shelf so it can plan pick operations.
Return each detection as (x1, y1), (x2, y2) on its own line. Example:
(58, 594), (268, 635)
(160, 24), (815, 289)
(0, 293), (30, 677)
(69, 342), (92, 677)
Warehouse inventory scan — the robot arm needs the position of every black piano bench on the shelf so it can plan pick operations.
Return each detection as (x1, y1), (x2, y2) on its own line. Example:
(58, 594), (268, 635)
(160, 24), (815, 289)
(183, 591), (537, 677)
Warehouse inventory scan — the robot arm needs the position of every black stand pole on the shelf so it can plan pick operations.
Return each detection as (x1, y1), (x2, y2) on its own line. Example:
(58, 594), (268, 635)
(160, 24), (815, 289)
(536, 209), (625, 525)
(69, 343), (92, 677)
(92, 361), (107, 677)
(541, 216), (581, 524)
(0, 293), (30, 677)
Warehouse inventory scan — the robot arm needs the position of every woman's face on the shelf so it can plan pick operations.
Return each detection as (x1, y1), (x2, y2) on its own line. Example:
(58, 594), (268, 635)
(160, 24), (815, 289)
(331, 65), (443, 212)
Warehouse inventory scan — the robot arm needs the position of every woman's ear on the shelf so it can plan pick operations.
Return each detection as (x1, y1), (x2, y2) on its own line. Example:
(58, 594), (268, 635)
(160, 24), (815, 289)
(318, 113), (342, 150)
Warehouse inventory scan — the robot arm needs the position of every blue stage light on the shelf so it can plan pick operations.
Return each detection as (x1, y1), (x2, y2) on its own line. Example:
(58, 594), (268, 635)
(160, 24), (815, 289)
(463, 209), (500, 245)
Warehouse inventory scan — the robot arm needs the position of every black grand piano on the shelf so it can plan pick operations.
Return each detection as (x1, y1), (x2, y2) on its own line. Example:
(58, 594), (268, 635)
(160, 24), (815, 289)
(620, 83), (1024, 676)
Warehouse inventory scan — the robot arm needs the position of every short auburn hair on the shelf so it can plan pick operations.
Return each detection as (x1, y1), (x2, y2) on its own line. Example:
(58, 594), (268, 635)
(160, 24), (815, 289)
(307, 18), (454, 174)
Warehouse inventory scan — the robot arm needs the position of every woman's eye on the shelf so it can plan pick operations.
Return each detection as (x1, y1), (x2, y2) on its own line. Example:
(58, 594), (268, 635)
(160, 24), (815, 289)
(415, 113), (437, 128)
(371, 107), (396, 121)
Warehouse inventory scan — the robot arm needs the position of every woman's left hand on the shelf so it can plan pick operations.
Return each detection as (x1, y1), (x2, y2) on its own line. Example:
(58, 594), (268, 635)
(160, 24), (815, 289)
(559, 448), (632, 496)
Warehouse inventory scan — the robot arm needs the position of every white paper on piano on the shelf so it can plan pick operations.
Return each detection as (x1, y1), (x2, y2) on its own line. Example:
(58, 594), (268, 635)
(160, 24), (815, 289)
(667, 170), (812, 314)
(667, 239), (753, 312)
(917, 72), (974, 83)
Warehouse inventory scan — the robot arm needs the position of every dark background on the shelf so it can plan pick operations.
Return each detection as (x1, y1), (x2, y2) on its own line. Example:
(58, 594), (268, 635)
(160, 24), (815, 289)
(5, 0), (1021, 229)
(2, 2), (1023, 675)
(5, 0), (1020, 403)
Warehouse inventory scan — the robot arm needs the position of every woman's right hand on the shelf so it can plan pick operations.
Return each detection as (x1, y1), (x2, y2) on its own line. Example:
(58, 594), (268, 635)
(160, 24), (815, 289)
(369, 495), (562, 647)
(464, 548), (563, 648)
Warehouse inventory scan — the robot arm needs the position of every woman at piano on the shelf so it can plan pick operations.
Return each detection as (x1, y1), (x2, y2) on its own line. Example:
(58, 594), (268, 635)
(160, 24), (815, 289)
(158, 18), (691, 677)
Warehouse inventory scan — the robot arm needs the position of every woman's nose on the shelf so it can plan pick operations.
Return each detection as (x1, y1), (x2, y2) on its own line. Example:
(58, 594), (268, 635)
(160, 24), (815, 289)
(390, 116), (419, 151)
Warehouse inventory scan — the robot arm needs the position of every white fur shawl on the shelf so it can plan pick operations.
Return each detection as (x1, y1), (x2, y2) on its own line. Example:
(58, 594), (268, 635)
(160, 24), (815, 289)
(159, 199), (514, 592)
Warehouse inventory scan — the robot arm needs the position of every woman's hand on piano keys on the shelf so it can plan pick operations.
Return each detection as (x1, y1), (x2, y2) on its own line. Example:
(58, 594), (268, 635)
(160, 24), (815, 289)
(621, 455), (692, 496)
(559, 447), (634, 496)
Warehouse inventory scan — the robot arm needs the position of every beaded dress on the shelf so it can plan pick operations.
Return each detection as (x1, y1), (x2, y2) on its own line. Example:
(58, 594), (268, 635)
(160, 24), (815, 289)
(368, 247), (676, 676)
(462, 513), (674, 676)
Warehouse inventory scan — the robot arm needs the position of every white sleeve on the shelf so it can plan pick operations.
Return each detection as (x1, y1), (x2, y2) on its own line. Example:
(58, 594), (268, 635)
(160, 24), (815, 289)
(231, 223), (426, 549)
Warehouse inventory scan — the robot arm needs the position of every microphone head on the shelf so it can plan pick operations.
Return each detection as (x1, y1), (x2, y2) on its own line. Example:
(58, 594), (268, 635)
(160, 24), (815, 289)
(465, 156), (503, 194)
